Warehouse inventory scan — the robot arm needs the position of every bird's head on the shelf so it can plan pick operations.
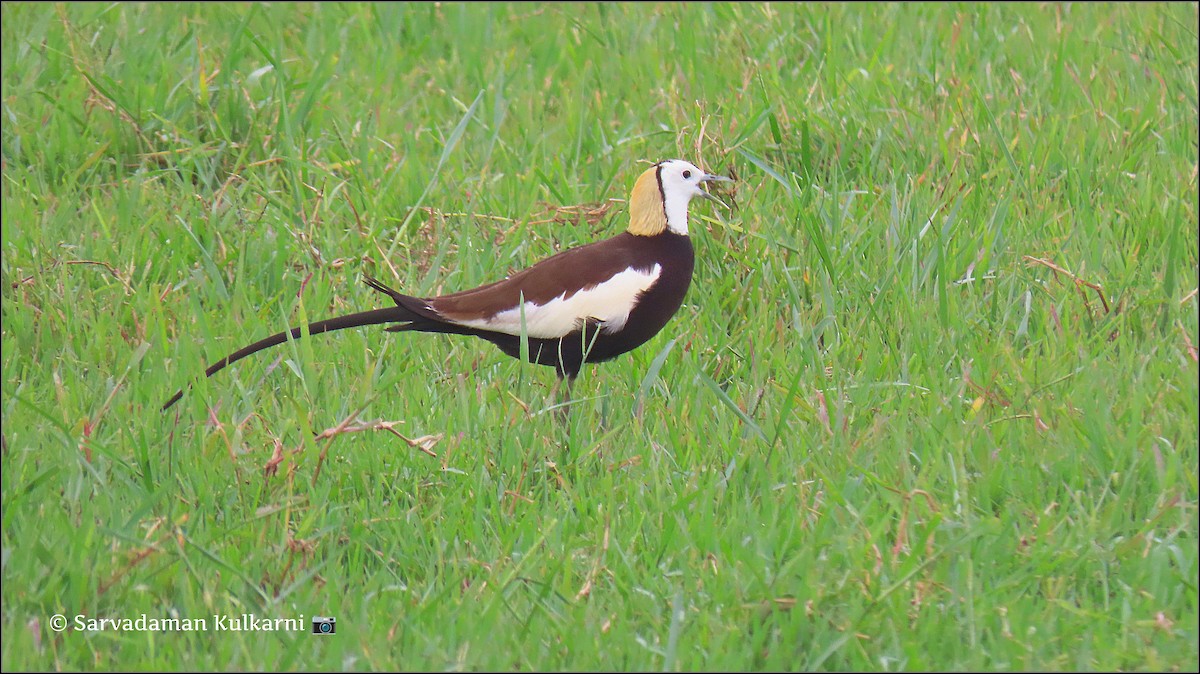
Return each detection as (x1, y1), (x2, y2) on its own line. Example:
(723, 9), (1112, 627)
(628, 159), (733, 236)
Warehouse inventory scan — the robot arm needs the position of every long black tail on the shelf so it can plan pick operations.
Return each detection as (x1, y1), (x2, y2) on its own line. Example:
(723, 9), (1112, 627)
(162, 302), (412, 411)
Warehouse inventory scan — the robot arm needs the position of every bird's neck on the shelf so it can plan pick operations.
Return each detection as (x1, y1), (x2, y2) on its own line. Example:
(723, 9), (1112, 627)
(663, 196), (690, 236)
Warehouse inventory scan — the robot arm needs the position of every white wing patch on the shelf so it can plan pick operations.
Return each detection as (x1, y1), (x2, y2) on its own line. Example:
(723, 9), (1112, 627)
(453, 264), (662, 339)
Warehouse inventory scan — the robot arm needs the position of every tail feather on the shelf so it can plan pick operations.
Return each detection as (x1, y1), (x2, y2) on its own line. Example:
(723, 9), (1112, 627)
(364, 274), (479, 336)
(162, 275), (499, 411)
(162, 276), (423, 411)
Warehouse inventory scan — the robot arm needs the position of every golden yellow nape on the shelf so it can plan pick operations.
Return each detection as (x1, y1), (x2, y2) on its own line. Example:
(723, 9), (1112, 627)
(627, 165), (669, 236)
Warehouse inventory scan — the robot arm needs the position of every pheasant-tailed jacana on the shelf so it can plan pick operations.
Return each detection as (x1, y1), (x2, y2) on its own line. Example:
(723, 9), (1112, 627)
(163, 159), (732, 410)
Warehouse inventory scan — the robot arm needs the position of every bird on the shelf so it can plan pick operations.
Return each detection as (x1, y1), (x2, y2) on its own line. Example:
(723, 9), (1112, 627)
(162, 159), (733, 411)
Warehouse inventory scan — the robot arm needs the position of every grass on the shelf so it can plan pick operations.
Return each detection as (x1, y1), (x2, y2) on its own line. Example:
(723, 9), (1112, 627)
(2, 2), (1197, 670)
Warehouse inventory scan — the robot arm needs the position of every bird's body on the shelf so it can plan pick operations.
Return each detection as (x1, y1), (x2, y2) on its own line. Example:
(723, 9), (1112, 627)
(163, 159), (730, 411)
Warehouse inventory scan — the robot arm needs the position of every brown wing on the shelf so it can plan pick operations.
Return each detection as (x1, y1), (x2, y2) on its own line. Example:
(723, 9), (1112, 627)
(428, 232), (652, 323)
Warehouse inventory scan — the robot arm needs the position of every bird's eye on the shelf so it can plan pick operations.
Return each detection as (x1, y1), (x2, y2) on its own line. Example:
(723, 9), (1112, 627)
(682, 170), (692, 179)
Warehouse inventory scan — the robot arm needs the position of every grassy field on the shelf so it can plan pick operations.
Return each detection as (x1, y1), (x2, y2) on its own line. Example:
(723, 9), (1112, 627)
(2, 2), (1197, 670)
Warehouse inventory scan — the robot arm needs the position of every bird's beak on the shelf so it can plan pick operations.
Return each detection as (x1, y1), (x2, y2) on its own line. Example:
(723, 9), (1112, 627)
(698, 173), (733, 209)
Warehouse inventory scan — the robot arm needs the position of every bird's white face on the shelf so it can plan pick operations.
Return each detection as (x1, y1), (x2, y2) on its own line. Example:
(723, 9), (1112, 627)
(657, 159), (729, 235)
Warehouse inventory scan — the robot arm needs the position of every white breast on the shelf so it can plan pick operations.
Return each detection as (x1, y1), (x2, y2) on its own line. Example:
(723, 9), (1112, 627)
(453, 264), (662, 339)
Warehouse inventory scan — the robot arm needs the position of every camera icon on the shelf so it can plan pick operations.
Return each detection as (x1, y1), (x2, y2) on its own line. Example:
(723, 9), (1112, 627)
(311, 616), (336, 635)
